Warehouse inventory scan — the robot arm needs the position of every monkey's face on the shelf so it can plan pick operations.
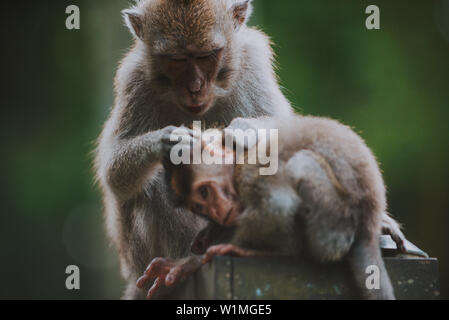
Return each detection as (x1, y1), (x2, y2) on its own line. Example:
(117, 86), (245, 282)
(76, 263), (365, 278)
(123, 0), (252, 116)
(157, 46), (225, 116)
(188, 165), (241, 227)
(167, 161), (241, 226)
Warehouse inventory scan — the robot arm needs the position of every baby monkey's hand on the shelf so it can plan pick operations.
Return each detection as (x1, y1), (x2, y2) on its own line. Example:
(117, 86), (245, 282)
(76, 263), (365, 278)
(201, 244), (266, 264)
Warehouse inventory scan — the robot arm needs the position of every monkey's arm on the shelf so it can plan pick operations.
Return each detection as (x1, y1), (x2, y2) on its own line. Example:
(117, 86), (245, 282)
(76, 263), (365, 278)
(197, 208), (298, 263)
(202, 244), (273, 264)
(99, 126), (195, 202)
(191, 222), (278, 264)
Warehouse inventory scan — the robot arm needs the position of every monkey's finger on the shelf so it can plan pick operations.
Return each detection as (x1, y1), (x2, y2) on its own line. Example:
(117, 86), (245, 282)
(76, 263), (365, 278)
(202, 246), (232, 264)
(201, 254), (213, 265)
(391, 234), (406, 253)
(382, 226), (406, 253)
(137, 260), (166, 288)
(165, 258), (199, 287)
(146, 277), (164, 300)
(143, 257), (169, 278)
(201, 251), (215, 264)
(136, 274), (151, 288)
(162, 126), (199, 143)
(165, 265), (185, 287)
(202, 246), (224, 264)
(205, 244), (252, 262)
(179, 126), (201, 139)
(392, 231), (406, 253)
(161, 134), (192, 146)
(162, 135), (201, 153)
(223, 128), (258, 151)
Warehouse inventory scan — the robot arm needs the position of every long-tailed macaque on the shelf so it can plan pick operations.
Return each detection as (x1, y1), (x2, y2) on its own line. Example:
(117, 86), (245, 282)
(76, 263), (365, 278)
(95, 0), (293, 299)
(95, 0), (404, 299)
(163, 115), (397, 300)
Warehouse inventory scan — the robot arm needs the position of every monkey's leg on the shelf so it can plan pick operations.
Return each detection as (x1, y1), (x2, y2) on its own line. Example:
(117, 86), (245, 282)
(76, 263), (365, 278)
(202, 244), (270, 264)
(136, 256), (202, 300)
(347, 237), (395, 300)
(381, 213), (406, 253)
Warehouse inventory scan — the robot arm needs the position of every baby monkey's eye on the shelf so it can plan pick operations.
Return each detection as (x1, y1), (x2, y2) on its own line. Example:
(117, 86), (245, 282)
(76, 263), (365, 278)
(198, 186), (209, 199)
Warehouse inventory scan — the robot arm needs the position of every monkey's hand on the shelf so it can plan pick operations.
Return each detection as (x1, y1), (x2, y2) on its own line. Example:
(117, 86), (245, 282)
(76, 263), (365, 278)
(160, 125), (201, 157)
(223, 117), (260, 150)
(202, 244), (264, 264)
(136, 256), (202, 300)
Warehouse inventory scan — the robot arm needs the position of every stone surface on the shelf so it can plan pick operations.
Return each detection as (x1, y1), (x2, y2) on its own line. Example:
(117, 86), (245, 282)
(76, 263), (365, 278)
(195, 255), (440, 300)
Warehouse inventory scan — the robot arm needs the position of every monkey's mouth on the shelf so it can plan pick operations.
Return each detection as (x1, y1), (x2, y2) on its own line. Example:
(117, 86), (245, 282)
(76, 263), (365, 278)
(183, 103), (208, 115)
(222, 208), (235, 226)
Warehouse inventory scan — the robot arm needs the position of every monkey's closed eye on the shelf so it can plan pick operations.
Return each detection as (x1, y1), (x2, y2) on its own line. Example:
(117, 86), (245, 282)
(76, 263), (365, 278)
(170, 56), (187, 62)
(198, 49), (222, 60)
(198, 52), (214, 60)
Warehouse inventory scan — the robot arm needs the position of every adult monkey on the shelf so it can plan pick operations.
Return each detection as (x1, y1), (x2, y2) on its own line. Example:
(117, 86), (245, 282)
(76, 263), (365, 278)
(95, 0), (291, 299)
(95, 0), (404, 299)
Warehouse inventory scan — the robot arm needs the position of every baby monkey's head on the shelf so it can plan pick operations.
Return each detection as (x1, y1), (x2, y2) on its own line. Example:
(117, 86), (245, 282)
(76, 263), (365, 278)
(163, 135), (241, 227)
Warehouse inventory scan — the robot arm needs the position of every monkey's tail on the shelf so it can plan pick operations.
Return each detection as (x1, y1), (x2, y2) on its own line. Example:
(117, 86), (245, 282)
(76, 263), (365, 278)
(347, 237), (395, 300)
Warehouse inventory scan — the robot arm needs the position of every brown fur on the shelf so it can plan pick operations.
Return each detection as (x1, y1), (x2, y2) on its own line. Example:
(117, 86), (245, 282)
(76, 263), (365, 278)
(146, 0), (217, 49)
(95, 0), (292, 299)
(229, 116), (384, 257)
(95, 0), (402, 299)
(180, 115), (395, 299)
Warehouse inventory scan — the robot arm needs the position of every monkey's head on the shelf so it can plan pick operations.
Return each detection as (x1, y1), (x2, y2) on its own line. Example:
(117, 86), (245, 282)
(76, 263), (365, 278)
(163, 153), (241, 227)
(123, 0), (253, 116)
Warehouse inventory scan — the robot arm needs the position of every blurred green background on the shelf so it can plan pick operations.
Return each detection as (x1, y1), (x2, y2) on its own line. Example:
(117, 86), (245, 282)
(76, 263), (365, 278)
(1, 0), (448, 299)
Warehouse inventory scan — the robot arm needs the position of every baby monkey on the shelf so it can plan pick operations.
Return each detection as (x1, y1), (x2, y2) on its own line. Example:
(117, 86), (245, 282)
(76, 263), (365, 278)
(164, 115), (396, 300)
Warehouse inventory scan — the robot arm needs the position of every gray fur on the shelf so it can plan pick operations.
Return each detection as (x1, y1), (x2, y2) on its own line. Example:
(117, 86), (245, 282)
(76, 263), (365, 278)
(94, 0), (292, 299)
(230, 116), (395, 299)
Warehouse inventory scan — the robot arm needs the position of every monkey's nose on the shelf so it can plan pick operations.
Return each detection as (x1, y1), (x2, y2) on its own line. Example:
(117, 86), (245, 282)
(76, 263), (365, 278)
(188, 79), (202, 94)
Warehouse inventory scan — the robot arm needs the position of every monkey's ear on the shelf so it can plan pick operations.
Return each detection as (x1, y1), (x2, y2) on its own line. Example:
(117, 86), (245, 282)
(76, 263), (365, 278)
(230, 0), (253, 28)
(122, 8), (144, 40)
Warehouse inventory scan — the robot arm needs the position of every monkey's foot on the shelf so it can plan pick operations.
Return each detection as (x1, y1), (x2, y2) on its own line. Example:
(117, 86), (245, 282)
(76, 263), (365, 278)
(202, 244), (260, 264)
(381, 214), (406, 253)
(136, 256), (201, 300)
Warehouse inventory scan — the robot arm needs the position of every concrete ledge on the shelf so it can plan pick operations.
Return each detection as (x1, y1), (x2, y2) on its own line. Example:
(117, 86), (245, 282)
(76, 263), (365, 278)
(195, 255), (440, 300)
